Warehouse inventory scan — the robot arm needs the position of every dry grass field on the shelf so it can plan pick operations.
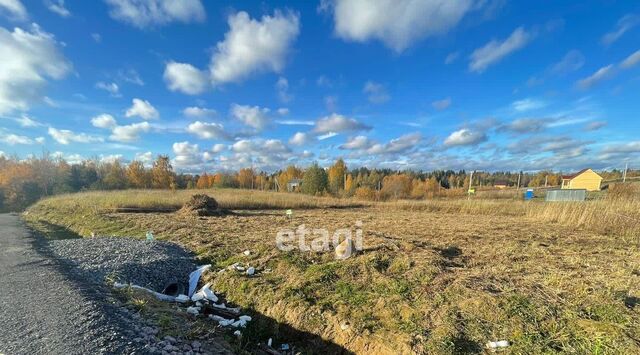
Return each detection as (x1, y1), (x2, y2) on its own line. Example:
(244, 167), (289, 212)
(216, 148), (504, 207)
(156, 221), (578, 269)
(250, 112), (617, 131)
(24, 188), (640, 354)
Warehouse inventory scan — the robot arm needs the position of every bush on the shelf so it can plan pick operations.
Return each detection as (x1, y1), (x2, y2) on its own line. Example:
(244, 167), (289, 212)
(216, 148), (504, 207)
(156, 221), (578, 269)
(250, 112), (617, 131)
(607, 183), (639, 200)
(354, 187), (377, 201)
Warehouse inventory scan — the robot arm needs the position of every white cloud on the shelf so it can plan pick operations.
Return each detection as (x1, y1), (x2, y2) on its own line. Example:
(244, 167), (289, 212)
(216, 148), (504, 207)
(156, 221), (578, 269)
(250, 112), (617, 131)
(109, 121), (151, 142)
(230, 104), (270, 131)
(183, 106), (216, 118)
(105, 0), (205, 29)
(0, 0), (27, 21)
(210, 10), (300, 84)
(620, 49), (640, 69)
(95, 81), (120, 97)
(118, 68), (144, 86)
(277, 107), (289, 115)
(91, 114), (118, 129)
(125, 98), (159, 120)
(576, 65), (615, 90)
(432, 97), (451, 110)
(511, 98), (546, 112)
(212, 143), (226, 153)
(585, 121), (607, 131)
(314, 113), (370, 134)
(48, 127), (103, 145)
(444, 128), (487, 147)
(289, 132), (309, 146)
(35, 136), (45, 144)
(445, 51), (459, 64)
(16, 114), (42, 127)
(469, 27), (532, 73)
(325, 0), (475, 52)
(276, 119), (314, 126)
(275, 77), (292, 103)
(601, 14), (639, 46)
(0, 24), (71, 115)
(340, 135), (372, 150)
(500, 118), (547, 133)
(134, 151), (153, 165)
(324, 95), (338, 112)
(363, 81), (390, 104)
(186, 121), (228, 140)
(91, 33), (101, 42)
(46, 0), (70, 17)
(163, 61), (208, 95)
(172, 141), (204, 168)
(550, 50), (584, 75)
(0, 133), (33, 145)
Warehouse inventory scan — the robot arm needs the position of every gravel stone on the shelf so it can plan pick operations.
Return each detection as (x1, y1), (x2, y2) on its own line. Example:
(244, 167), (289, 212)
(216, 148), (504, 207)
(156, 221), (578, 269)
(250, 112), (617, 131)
(48, 237), (197, 292)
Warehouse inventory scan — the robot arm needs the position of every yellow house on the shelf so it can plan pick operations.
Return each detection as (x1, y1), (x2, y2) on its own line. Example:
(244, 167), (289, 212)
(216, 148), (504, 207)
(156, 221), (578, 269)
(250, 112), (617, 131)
(561, 168), (602, 191)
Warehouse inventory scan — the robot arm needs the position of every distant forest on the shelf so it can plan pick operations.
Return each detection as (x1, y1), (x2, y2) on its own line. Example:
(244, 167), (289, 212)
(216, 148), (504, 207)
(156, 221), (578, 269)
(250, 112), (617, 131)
(0, 154), (636, 211)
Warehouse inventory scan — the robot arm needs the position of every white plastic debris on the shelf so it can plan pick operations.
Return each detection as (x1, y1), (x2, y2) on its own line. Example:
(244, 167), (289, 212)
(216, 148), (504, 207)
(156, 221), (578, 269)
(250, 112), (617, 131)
(243, 250), (251, 256)
(239, 315), (252, 322)
(175, 294), (190, 303)
(195, 301), (203, 307)
(201, 283), (218, 302)
(233, 330), (241, 337)
(186, 306), (200, 315)
(487, 340), (510, 349)
(246, 267), (255, 276)
(231, 319), (247, 328)
(191, 292), (205, 302)
(188, 264), (211, 297)
(267, 338), (273, 347)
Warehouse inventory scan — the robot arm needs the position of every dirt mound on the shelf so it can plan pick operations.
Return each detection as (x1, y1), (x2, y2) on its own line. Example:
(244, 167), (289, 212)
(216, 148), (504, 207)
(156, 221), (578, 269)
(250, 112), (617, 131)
(179, 194), (224, 216)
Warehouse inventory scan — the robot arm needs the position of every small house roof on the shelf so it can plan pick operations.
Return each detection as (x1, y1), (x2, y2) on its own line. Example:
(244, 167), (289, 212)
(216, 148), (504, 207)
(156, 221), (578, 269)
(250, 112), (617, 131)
(288, 178), (303, 184)
(561, 168), (600, 180)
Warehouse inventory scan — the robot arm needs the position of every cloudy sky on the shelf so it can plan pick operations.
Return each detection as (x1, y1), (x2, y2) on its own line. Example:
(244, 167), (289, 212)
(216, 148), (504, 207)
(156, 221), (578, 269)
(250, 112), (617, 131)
(0, 1), (639, 173)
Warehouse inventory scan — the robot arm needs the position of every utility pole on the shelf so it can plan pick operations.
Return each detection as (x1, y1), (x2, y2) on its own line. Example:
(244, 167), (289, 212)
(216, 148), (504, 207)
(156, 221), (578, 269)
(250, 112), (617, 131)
(545, 175), (548, 188)
(516, 171), (521, 190)
(468, 171), (474, 192)
(623, 163), (628, 183)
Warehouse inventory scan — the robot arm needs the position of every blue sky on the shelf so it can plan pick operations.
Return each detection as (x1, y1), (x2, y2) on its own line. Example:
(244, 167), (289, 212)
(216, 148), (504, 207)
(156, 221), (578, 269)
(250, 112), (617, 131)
(0, 0), (639, 173)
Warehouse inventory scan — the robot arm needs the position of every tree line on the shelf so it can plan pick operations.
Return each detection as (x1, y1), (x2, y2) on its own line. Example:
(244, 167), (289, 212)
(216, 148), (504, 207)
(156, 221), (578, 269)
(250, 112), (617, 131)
(0, 154), (635, 211)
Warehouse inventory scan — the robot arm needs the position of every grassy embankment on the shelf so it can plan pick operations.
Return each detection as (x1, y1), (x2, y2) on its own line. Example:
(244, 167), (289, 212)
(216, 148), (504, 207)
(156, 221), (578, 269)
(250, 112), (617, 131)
(23, 188), (640, 354)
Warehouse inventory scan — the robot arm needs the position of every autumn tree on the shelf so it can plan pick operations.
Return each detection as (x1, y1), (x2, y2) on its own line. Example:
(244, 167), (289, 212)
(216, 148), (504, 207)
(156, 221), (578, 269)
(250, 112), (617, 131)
(126, 160), (149, 188)
(237, 168), (255, 189)
(151, 155), (175, 189)
(380, 174), (412, 200)
(328, 158), (347, 195)
(197, 173), (210, 189)
(277, 165), (303, 192)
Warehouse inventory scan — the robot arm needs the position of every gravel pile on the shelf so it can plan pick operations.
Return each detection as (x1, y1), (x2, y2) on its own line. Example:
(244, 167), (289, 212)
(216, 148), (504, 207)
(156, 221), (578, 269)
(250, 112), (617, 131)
(49, 237), (197, 292)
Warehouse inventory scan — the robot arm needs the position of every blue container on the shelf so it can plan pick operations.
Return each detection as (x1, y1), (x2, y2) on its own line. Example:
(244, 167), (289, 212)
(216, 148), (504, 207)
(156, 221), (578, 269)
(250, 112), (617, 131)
(524, 189), (534, 200)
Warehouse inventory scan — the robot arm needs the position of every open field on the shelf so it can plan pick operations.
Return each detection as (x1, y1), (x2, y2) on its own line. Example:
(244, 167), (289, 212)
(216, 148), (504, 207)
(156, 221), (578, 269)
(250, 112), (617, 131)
(24, 189), (640, 354)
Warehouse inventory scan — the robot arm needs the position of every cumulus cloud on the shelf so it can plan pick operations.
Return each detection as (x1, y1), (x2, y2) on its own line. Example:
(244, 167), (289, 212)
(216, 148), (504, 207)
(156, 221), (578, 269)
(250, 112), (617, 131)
(576, 65), (615, 89)
(48, 127), (103, 145)
(186, 121), (228, 140)
(432, 97), (451, 110)
(134, 151), (153, 165)
(212, 143), (226, 153)
(91, 114), (118, 129)
(0, 24), (71, 115)
(46, 0), (70, 17)
(313, 113), (370, 134)
(110, 122), (151, 142)
(172, 141), (204, 168)
(469, 27), (532, 73)
(444, 128), (487, 147)
(340, 133), (421, 156)
(230, 104), (270, 131)
(277, 107), (289, 116)
(585, 121), (607, 131)
(125, 98), (159, 120)
(289, 132), (309, 146)
(0, 0), (27, 21)
(183, 106), (216, 118)
(340, 135), (372, 150)
(104, 0), (205, 29)
(15, 114), (42, 127)
(445, 52), (459, 65)
(163, 61), (209, 95)
(324, 0), (475, 52)
(95, 81), (120, 97)
(601, 14), (639, 46)
(620, 49), (640, 69)
(363, 81), (390, 104)
(210, 10), (300, 84)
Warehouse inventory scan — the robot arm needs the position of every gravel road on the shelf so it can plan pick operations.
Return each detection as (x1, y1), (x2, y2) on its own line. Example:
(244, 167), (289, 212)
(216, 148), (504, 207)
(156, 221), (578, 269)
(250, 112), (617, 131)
(0, 214), (233, 355)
